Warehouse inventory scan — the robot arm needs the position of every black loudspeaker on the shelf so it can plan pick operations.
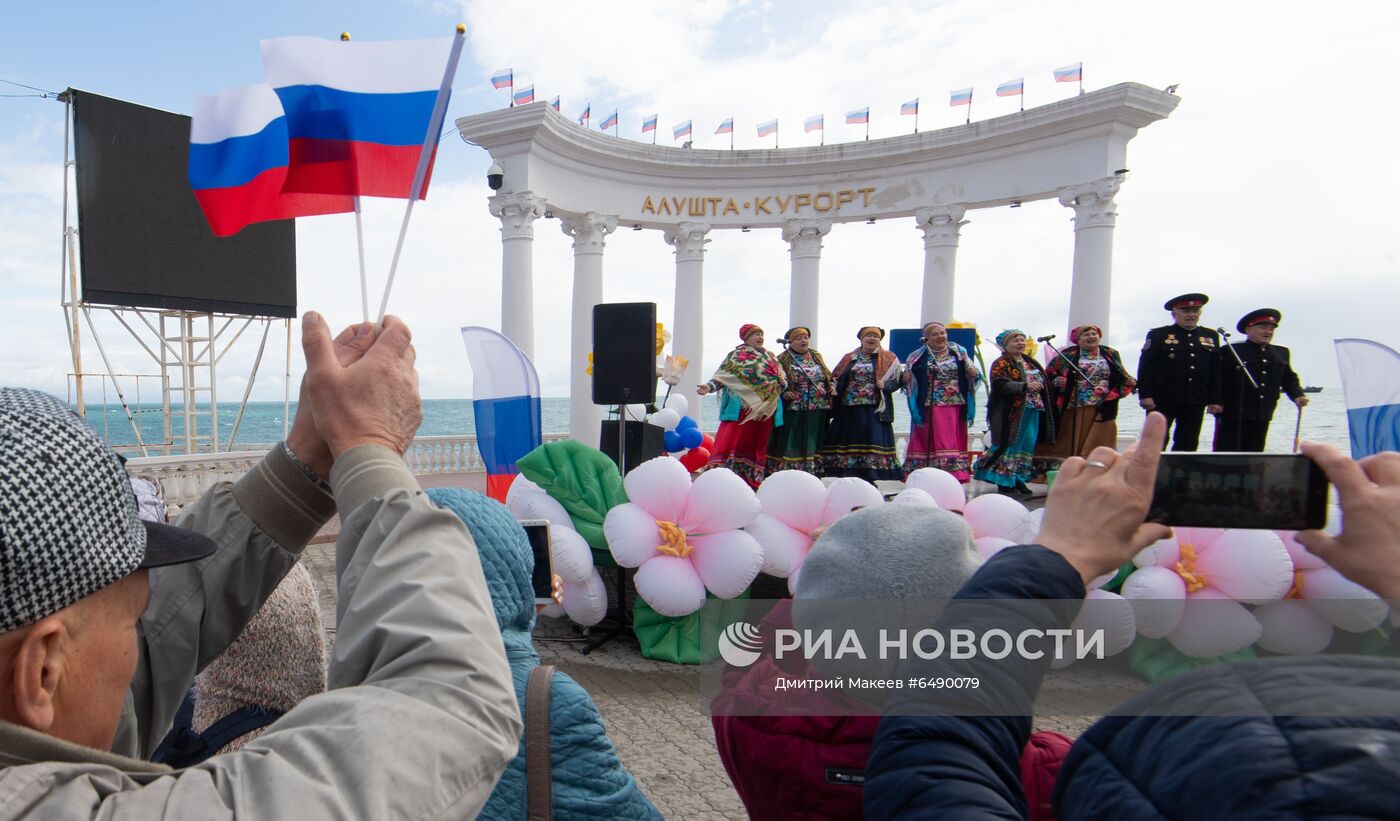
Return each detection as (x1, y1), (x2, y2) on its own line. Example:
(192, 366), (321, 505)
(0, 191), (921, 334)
(599, 420), (666, 474)
(592, 302), (657, 405)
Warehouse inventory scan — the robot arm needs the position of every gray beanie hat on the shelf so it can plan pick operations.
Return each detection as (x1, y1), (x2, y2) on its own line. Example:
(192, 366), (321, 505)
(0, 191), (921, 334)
(793, 504), (982, 600)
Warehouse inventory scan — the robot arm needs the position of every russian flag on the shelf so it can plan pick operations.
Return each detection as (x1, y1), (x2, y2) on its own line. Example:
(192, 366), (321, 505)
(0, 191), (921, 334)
(642, 114), (658, 133)
(804, 114), (824, 133)
(462, 326), (543, 502)
(996, 78), (1024, 97)
(845, 107), (869, 125)
(189, 83), (355, 237)
(901, 98), (918, 116)
(599, 109), (619, 130)
(1336, 338), (1400, 458)
(261, 35), (455, 200)
(949, 87), (973, 106)
(550, 95), (560, 111)
(491, 68), (513, 89)
(578, 104), (590, 125)
(1054, 62), (1082, 83)
(513, 85), (534, 105)
(673, 119), (692, 139)
(715, 117), (733, 135)
(757, 118), (778, 137)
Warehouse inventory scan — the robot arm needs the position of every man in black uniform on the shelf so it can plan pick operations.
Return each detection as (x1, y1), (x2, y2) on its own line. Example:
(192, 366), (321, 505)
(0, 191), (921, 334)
(1208, 308), (1308, 451)
(1137, 293), (1220, 451)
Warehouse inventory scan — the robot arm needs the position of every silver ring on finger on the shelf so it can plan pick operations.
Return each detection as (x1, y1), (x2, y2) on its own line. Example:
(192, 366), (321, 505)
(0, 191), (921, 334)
(1084, 460), (1111, 471)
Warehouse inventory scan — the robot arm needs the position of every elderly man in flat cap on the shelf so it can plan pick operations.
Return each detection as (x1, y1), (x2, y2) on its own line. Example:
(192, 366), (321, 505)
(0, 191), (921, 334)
(0, 314), (520, 818)
(1136, 293), (1221, 450)
(1208, 308), (1308, 452)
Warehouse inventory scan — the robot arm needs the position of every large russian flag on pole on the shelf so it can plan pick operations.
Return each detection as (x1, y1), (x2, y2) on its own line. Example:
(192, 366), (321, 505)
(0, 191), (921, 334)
(1336, 338), (1400, 458)
(462, 326), (543, 502)
(189, 83), (355, 237)
(261, 35), (455, 199)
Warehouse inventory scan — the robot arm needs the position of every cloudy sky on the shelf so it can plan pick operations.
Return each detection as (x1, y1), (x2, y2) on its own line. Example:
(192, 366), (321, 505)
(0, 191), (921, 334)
(2, 0), (1396, 404)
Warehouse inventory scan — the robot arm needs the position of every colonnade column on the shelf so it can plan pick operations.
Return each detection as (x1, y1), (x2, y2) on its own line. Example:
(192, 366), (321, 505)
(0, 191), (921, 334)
(782, 218), (832, 345)
(663, 222), (711, 420)
(560, 212), (618, 446)
(488, 191), (546, 360)
(915, 204), (968, 325)
(1057, 172), (1125, 335)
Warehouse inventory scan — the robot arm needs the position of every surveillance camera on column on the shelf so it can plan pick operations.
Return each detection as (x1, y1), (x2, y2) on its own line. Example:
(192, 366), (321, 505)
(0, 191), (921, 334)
(487, 161), (504, 190)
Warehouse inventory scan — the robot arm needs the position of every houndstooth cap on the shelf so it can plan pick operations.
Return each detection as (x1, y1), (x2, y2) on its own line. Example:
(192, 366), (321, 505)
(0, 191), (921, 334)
(0, 388), (215, 634)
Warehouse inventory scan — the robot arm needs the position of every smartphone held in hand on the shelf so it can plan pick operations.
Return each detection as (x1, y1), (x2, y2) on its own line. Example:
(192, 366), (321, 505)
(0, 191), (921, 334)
(1147, 453), (1329, 530)
(520, 519), (558, 606)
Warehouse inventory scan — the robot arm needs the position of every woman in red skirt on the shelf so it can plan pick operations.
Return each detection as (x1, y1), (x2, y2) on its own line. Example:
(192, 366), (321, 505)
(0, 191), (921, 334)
(697, 324), (787, 488)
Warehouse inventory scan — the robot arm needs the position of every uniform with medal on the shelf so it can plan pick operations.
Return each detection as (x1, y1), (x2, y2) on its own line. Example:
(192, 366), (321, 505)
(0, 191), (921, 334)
(1136, 293), (1220, 451)
(1209, 308), (1307, 452)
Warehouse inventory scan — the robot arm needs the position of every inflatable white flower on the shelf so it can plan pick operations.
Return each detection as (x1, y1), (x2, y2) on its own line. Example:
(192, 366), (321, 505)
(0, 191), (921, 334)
(1254, 530), (1389, 655)
(506, 477), (608, 626)
(603, 456), (764, 617)
(1121, 528), (1294, 657)
(743, 472), (884, 581)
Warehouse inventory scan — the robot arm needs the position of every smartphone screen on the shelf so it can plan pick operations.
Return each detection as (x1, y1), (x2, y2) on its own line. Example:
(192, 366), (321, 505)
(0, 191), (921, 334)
(520, 520), (555, 605)
(1147, 453), (1329, 530)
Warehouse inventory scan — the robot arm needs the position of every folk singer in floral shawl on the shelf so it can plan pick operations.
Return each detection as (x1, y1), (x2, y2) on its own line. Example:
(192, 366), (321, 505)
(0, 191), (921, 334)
(972, 329), (1057, 496)
(821, 326), (903, 482)
(765, 326), (835, 476)
(901, 321), (981, 482)
(1035, 323), (1136, 467)
(698, 323), (787, 488)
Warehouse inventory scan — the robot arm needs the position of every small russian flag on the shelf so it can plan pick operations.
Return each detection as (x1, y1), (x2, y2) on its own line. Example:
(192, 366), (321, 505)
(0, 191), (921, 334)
(490, 68), (513, 90)
(512, 85), (534, 105)
(578, 104), (590, 125)
(803, 114), (824, 133)
(1054, 62), (1082, 83)
(599, 109), (619, 130)
(996, 78), (1024, 97)
(757, 118), (778, 137)
(550, 95), (560, 111)
(949, 87), (973, 106)
(845, 107), (869, 125)
(715, 117), (733, 135)
(673, 119), (692, 140)
(901, 98), (918, 116)
(642, 114), (658, 133)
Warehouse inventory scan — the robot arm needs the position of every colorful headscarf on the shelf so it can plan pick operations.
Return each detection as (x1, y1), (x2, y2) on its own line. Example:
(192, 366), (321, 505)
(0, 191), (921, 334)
(1069, 324), (1102, 345)
(739, 323), (763, 342)
(782, 326), (811, 344)
(857, 326), (885, 341)
(995, 329), (1026, 349)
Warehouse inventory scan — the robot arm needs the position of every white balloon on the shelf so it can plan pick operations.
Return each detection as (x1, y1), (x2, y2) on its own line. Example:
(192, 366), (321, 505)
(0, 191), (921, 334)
(905, 468), (966, 512)
(1167, 590), (1261, 658)
(892, 487), (940, 508)
(1014, 507), (1046, 545)
(1302, 567), (1390, 632)
(1255, 599), (1333, 655)
(1195, 530), (1292, 603)
(549, 525), (595, 584)
(963, 493), (1030, 540)
(560, 569), (609, 626)
(746, 513), (812, 577)
(1132, 533), (1179, 569)
(821, 478), (884, 525)
(652, 408), (681, 431)
(633, 554), (707, 617)
(756, 470), (827, 533)
(975, 536), (1017, 560)
(664, 393), (689, 416)
(1120, 566), (1187, 639)
(625, 403), (648, 421)
(1052, 589), (1136, 668)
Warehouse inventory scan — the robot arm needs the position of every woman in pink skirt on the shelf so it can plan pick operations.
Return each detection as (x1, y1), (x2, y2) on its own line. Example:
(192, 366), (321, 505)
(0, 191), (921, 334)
(901, 321), (981, 481)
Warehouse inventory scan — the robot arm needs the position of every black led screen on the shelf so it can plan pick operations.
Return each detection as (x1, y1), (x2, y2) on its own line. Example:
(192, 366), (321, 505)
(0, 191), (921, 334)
(71, 89), (297, 317)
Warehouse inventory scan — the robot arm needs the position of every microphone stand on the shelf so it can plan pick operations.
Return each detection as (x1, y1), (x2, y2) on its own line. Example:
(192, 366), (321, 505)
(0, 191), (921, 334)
(1040, 337), (1091, 459)
(1217, 328), (1259, 450)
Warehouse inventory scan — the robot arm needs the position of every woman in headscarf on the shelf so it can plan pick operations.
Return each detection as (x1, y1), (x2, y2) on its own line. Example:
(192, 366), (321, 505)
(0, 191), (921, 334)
(820, 326), (903, 482)
(764, 326), (835, 476)
(901, 321), (982, 482)
(697, 323), (787, 488)
(1035, 323), (1136, 468)
(972, 329), (1056, 496)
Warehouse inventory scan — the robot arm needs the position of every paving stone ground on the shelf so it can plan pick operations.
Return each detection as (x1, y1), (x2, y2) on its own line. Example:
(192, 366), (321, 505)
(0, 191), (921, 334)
(299, 470), (1148, 819)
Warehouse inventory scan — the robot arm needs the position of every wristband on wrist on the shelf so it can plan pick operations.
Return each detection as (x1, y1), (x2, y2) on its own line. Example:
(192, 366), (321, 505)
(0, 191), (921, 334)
(281, 440), (331, 491)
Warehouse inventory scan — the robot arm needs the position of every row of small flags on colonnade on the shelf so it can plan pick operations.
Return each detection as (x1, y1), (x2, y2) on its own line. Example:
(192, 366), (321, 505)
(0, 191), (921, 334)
(487, 62), (1083, 146)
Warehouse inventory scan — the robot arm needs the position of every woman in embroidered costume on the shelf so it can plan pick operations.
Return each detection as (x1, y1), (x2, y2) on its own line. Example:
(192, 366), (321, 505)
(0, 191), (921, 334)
(765, 326), (834, 476)
(1035, 323), (1136, 468)
(973, 329), (1057, 496)
(901, 321), (981, 481)
(697, 324), (787, 488)
(821, 326), (903, 482)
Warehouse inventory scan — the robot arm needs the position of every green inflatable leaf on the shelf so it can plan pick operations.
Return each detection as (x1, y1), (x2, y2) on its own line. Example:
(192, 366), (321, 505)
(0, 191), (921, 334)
(1126, 636), (1257, 683)
(632, 593), (751, 665)
(517, 440), (628, 564)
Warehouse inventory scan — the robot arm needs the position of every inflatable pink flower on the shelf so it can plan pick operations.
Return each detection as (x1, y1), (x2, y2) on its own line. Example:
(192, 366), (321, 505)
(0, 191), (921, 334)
(1254, 530), (1389, 654)
(603, 456), (764, 617)
(743, 472), (884, 580)
(1121, 527), (1294, 657)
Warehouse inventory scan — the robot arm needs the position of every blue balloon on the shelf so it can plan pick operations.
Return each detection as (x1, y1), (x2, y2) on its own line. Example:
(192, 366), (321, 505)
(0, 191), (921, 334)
(664, 430), (684, 452)
(677, 415), (699, 431)
(679, 426), (704, 449)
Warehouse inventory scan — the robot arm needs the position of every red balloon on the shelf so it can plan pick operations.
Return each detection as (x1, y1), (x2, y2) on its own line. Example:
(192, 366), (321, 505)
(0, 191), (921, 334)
(701, 433), (716, 451)
(680, 447), (711, 472)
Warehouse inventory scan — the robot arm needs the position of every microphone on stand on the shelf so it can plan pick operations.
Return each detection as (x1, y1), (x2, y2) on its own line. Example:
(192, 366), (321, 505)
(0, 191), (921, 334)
(1216, 326), (1231, 339)
(1035, 334), (1056, 343)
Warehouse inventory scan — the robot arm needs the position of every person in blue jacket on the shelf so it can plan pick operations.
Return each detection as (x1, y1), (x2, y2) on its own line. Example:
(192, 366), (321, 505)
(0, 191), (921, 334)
(865, 412), (1400, 820)
(429, 488), (661, 821)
